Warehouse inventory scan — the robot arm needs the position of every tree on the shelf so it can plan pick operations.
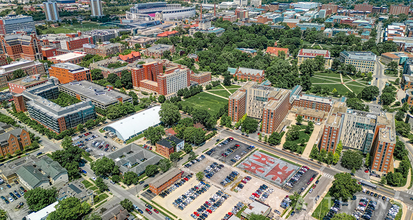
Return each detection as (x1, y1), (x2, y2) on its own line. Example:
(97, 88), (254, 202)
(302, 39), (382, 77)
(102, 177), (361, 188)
(241, 117), (258, 133)
(331, 213), (356, 220)
(158, 159), (171, 172)
(13, 69), (26, 79)
(396, 121), (411, 137)
(143, 126), (165, 145)
(76, 124), (84, 132)
(305, 121), (314, 134)
(50, 145), (83, 180)
(360, 86), (379, 101)
(395, 110), (405, 121)
(120, 199), (134, 212)
(47, 197), (89, 220)
(25, 188), (57, 211)
(183, 127), (205, 145)
(299, 59), (317, 76)
(90, 157), (116, 177)
(91, 69), (104, 81)
(249, 214), (269, 220)
(192, 109), (210, 126)
(159, 103), (181, 126)
(170, 152), (180, 164)
(112, 175), (121, 183)
(84, 213), (102, 220)
(394, 139), (408, 160)
(183, 143), (192, 154)
(107, 73), (120, 84)
(145, 164), (158, 177)
(196, 171), (204, 181)
(158, 95), (166, 103)
(123, 171), (139, 185)
(95, 177), (108, 192)
(114, 80), (122, 88)
(223, 75), (231, 86)
(380, 93), (395, 106)
(120, 70), (133, 89)
(329, 173), (362, 201)
(61, 136), (73, 149)
(162, 50), (172, 61)
(289, 192), (307, 211)
(268, 132), (283, 146)
(341, 150), (363, 171)
(296, 115), (303, 125)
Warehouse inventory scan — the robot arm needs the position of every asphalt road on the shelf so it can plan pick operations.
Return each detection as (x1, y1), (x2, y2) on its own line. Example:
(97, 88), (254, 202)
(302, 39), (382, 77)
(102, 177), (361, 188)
(218, 129), (413, 208)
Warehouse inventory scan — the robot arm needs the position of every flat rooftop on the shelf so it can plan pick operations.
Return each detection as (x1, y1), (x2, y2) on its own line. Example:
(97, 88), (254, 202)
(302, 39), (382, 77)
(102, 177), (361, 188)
(8, 75), (47, 87)
(52, 63), (88, 73)
(49, 52), (86, 62)
(60, 81), (131, 105)
(150, 168), (181, 188)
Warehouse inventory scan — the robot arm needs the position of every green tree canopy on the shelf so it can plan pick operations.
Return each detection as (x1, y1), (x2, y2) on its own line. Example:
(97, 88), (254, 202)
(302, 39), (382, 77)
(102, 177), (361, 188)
(330, 173), (362, 201)
(143, 126), (165, 145)
(90, 157), (117, 177)
(341, 150), (363, 171)
(120, 199), (134, 212)
(159, 102), (181, 126)
(47, 197), (89, 220)
(24, 188), (57, 211)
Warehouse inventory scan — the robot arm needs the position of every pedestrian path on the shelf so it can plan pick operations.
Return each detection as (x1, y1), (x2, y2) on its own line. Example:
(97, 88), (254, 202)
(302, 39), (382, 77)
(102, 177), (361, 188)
(203, 91), (229, 100)
(405, 190), (413, 195)
(220, 83), (233, 95)
(321, 173), (334, 179)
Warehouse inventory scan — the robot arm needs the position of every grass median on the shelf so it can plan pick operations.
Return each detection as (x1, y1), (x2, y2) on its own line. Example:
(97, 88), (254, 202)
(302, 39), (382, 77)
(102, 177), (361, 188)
(140, 198), (176, 219)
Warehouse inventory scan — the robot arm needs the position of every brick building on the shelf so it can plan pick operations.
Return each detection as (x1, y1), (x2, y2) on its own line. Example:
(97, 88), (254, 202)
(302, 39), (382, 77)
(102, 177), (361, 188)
(60, 36), (94, 51)
(321, 3), (338, 14)
(265, 47), (289, 57)
(389, 4), (409, 15)
(261, 89), (290, 134)
(143, 44), (175, 59)
(0, 128), (31, 157)
(401, 75), (413, 91)
(49, 52), (87, 64)
(149, 168), (182, 195)
(49, 63), (91, 84)
(8, 75), (48, 94)
(292, 94), (333, 112)
(156, 136), (184, 158)
(233, 67), (265, 83)
(318, 102), (347, 153)
(223, 15), (237, 22)
(0, 55), (7, 66)
(119, 51), (141, 63)
(131, 61), (190, 96)
(228, 89), (247, 123)
(190, 72), (211, 85)
(83, 43), (124, 57)
(0, 60), (45, 88)
(354, 3), (373, 12)
(41, 47), (57, 59)
(0, 34), (42, 61)
(297, 49), (332, 69)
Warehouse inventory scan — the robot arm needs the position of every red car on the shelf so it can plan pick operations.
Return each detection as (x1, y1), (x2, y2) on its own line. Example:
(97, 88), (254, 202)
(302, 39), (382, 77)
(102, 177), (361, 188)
(205, 201), (211, 206)
(207, 209), (212, 213)
(312, 185), (316, 189)
(184, 178), (188, 181)
(229, 137), (234, 140)
(241, 180), (247, 184)
(146, 208), (152, 214)
(253, 193), (259, 198)
(235, 144), (240, 147)
(154, 209), (159, 214)
(194, 212), (200, 217)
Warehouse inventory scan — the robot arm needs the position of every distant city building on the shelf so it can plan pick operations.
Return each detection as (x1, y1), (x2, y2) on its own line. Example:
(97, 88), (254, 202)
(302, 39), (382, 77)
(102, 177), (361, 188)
(43, 1), (60, 22)
(90, 0), (104, 17)
(0, 34), (42, 61)
(250, 0), (261, 7)
(126, 2), (195, 21)
(126, 36), (156, 47)
(49, 63), (91, 84)
(339, 51), (376, 73)
(290, 2), (320, 9)
(297, 49), (332, 69)
(296, 23), (325, 31)
(321, 3), (338, 14)
(233, 0), (247, 6)
(389, 4), (409, 15)
(0, 15), (35, 35)
(59, 80), (132, 110)
(354, 3), (373, 12)
(0, 60), (45, 88)
(85, 30), (118, 42)
(83, 43), (124, 57)
(143, 44), (175, 59)
(60, 36), (94, 51)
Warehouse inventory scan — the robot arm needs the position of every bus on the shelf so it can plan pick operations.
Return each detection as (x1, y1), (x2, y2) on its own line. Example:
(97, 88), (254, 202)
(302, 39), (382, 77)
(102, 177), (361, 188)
(359, 180), (377, 189)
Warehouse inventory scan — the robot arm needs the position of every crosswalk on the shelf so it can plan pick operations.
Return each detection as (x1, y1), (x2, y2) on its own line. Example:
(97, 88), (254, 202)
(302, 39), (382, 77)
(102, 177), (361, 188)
(405, 190), (413, 195)
(407, 206), (413, 211)
(322, 173), (334, 179)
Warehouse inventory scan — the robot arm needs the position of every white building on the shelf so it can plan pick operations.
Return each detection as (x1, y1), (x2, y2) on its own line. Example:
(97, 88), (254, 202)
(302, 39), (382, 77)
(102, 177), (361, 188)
(233, 0), (247, 6)
(251, 0), (262, 7)
(26, 201), (58, 220)
(90, 0), (104, 17)
(127, 2), (195, 21)
(219, 2), (238, 9)
(43, 1), (59, 22)
(290, 2), (320, 9)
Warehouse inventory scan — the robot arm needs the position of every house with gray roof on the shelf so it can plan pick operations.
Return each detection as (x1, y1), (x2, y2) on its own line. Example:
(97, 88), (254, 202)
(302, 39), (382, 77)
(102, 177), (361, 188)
(107, 143), (162, 175)
(234, 67), (265, 83)
(16, 156), (68, 190)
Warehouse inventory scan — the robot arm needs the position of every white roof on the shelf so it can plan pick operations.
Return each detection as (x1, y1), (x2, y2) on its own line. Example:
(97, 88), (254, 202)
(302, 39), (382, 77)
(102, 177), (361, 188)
(26, 201), (58, 220)
(49, 52), (86, 62)
(103, 106), (161, 141)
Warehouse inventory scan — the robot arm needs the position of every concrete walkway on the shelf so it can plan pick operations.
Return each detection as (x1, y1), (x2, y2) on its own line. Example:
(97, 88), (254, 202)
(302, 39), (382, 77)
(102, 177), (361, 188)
(302, 124), (322, 159)
(340, 73), (354, 93)
(393, 169), (412, 191)
(220, 83), (233, 95)
(203, 90), (229, 100)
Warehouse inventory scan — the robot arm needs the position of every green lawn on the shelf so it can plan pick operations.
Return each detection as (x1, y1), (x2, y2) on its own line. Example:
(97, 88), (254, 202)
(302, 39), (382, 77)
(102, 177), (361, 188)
(228, 89), (239, 93)
(181, 92), (228, 115)
(82, 180), (93, 188)
(89, 186), (98, 191)
(312, 192), (332, 220)
(39, 22), (117, 34)
(345, 81), (366, 94)
(94, 193), (109, 204)
(314, 72), (342, 78)
(223, 85), (242, 89)
(211, 85), (224, 90)
(311, 77), (341, 84)
(312, 84), (350, 96)
(208, 90), (232, 98)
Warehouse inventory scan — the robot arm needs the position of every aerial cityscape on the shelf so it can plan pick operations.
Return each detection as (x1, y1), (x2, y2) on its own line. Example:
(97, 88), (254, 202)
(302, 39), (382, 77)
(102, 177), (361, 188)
(0, 0), (411, 219)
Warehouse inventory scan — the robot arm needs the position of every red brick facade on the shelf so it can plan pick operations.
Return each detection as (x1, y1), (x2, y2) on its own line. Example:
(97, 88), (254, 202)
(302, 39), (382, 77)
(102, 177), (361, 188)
(13, 95), (26, 112)
(8, 79), (48, 94)
(319, 124), (340, 153)
(0, 34), (42, 61)
(155, 143), (174, 158)
(234, 68), (265, 83)
(389, 4), (409, 15)
(321, 3), (338, 14)
(261, 95), (290, 134)
(190, 72), (211, 85)
(370, 125), (395, 173)
(41, 47), (57, 59)
(49, 65), (91, 84)
(149, 171), (182, 195)
(62, 36), (94, 51)
(292, 97), (332, 112)
(354, 3), (373, 12)
(228, 90), (246, 122)
(0, 129), (31, 157)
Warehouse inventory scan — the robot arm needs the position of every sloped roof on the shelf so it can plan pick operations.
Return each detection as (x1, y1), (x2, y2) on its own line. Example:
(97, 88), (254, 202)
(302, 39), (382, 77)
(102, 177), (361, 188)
(237, 67), (264, 76)
(36, 156), (66, 180)
(119, 51), (141, 61)
(0, 128), (23, 142)
(150, 168), (181, 188)
(266, 47), (289, 56)
(16, 166), (49, 188)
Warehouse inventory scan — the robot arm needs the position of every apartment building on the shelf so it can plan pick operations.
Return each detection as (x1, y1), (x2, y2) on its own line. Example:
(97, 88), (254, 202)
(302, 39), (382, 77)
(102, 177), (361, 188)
(370, 113), (396, 173)
(83, 43), (124, 57)
(143, 44), (175, 59)
(0, 127), (31, 157)
(354, 3), (373, 12)
(321, 3), (338, 14)
(292, 94), (333, 112)
(90, 0), (104, 17)
(0, 60), (45, 88)
(43, 1), (60, 22)
(59, 80), (132, 110)
(389, 4), (409, 15)
(339, 51), (376, 73)
(228, 81), (290, 134)
(297, 49), (332, 69)
(0, 15), (35, 35)
(49, 63), (91, 84)
(318, 102), (347, 153)
(8, 75), (48, 94)
(156, 136), (184, 158)
(60, 36), (94, 51)
(0, 34), (42, 61)
(131, 61), (191, 96)
(15, 80), (96, 133)
(48, 52), (87, 64)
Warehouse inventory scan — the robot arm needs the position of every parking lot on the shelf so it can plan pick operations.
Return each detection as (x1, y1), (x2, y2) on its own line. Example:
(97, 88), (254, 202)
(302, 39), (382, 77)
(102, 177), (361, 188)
(206, 139), (253, 166)
(185, 156), (235, 186)
(0, 180), (30, 220)
(284, 169), (318, 194)
(71, 131), (119, 159)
